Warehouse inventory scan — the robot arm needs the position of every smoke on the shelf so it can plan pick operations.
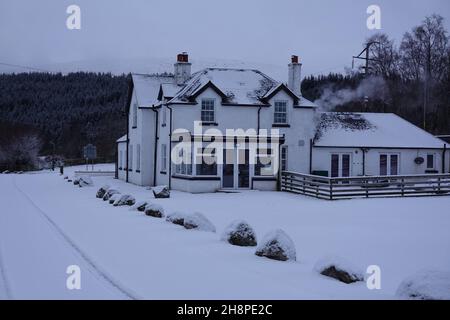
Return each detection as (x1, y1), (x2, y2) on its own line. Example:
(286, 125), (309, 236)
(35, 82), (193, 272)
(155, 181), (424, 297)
(314, 76), (389, 111)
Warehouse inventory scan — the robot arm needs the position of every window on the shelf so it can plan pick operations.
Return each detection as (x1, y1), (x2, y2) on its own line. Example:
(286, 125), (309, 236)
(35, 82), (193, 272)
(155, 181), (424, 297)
(196, 147), (217, 175)
(427, 154), (435, 169)
(132, 103), (138, 128)
(274, 101), (288, 124)
(174, 146), (192, 175)
(129, 145), (133, 170)
(255, 148), (273, 176)
(331, 154), (351, 177)
(281, 146), (288, 171)
(380, 154), (399, 176)
(161, 144), (167, 171)
(201, 99), (215, 123)
(136, 144), (141, 171)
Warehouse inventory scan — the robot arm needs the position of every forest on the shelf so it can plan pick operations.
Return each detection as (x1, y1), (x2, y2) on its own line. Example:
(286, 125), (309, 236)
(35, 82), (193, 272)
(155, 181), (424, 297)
(0, 14), (448, 171)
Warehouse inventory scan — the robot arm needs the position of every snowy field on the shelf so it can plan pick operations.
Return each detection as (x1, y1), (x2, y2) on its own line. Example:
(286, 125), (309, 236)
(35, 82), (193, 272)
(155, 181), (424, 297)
(0, 164), (449, 300)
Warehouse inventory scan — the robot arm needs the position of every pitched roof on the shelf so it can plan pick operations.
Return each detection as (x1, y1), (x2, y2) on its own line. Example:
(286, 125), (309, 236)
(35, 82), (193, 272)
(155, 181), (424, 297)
(132, 73), (175, 108)
(169, 68), (278, 105)
(116, 134), (127, 143)
(314, 112), (448, 149)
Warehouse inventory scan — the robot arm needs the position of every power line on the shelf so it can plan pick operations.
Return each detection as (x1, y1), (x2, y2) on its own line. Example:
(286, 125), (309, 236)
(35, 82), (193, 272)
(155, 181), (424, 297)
(0, 62), (53, 73)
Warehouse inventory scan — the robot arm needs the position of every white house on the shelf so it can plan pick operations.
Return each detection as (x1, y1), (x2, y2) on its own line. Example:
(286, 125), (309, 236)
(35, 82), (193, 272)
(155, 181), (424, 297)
(117, 53), (449, 193)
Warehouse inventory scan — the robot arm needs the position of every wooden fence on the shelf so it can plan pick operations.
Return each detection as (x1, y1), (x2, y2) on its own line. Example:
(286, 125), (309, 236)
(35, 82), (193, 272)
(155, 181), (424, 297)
(281, 171), (450, 200)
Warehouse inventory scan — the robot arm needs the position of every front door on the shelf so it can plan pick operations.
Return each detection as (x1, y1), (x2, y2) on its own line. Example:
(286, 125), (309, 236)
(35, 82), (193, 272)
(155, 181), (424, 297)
(222, 149), (234, 188)
(238, 149), (250, 188)
(222, 148), (250, 189)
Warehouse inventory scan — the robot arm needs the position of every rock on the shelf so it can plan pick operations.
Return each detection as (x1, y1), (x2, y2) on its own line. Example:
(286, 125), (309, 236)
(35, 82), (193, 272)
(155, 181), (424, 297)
(73, 179), (80, 185)
(63, 176), (68, 180)
(396, 270), (450, 300)
(96, 185), (110, 198)
(145, 203), (165, 218)
(109, 193), (121, 204)
(130, 201), (148, 212)
(113, 194), (136, 206)
(183, 212), (216, 232)
(314, 256), (364, 284)
(67, 179), (72, 182)
(78, 176), (93, 187)
(152, 185), (170, 199)
(103, 189), (120, 201)
(255, 229), (296, 261)
(221, 220), (257, 247)
(166, 211), (187, 226)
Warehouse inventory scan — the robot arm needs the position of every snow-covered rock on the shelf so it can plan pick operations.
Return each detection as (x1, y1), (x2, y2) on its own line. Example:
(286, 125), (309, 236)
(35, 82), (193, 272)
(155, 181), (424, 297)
(130, 201), (148, 212)
(145, 203), (165, 218)
(73, 178), (80, 185)
(314, 256), (364, 284)
(109, 193), (121, 204)
(78, 176), (93, 187)
(63, 175), (68, 180)
(221, 220), (257, 247)
(2, 170), (11, 174)
(166, 211), (187, 226)
(396, 270), (450, 300)
(103, 189), (120, 201)
(113, 194), (136, 207)
(183, 212), (216, 232)
(152, 185), (170, 199)
(96, 185), (110, 198)
(255, 229), (296, 261)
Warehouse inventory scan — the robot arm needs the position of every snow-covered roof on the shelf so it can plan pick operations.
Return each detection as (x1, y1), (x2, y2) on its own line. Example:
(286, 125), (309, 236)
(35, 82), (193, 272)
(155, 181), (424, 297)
(169, 68), (278, 105)
(116, 134), (127, 143)
(314, 112), (448, 149)
(132, 73), (175, 108)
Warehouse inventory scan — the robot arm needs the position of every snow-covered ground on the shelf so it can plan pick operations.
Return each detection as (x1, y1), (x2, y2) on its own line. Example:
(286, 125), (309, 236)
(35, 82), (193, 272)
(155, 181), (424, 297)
(1, 164), (449, 300)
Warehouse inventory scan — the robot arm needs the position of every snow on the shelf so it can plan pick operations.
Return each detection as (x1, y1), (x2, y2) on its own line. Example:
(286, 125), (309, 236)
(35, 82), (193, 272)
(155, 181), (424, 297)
(1, 164), (450, 299)
(116, 135), (127, 143)
(108, 193), (121, 203)
(221, 220), (256, 242)
(315, 112), (449, 148)
(256, 229), (297, 261)
(113, 194), (135, 206)
(314, 256), (364, 279)
(145, 203), (164, 215)
(151, 185), (168, 194)
(130, 201), (148, 211)
(396, 269), (450, 300)
(166, 211), (187, 225)
(132, 74), (175, 108)
(184, 212), (216, 232)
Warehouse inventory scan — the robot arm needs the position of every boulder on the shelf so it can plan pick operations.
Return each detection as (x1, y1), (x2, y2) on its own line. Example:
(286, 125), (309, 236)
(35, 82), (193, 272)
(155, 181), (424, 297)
(314, 256), (364, 284)
(145, 203), (165, 218)
(96, 185), (110, 198)
(396, 270), (450, 300)
(63, 176), (69, 180)
(183, 212), (216, 232)
(113, 194), (136, 206)
(130, 201), (149, 212)
(221, 220), (257, 247)
(109, 193), (121, 204)
(152, 185), (170, 199)
(73, 178), (80, 185)
(67, 179), (72, 182)
(103, 189), (120, 201)
(166, 211), (187, 226)
(255, 229), (296, 261)
(78, 176), (93, 187)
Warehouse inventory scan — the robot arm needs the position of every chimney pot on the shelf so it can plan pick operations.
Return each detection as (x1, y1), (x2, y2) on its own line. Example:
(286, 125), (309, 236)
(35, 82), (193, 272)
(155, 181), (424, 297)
(291, 55), (299, 64)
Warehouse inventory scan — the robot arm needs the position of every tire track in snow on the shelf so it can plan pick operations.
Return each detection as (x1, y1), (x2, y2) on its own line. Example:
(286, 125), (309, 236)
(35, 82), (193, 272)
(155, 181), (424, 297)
(12, 177), (139, 300)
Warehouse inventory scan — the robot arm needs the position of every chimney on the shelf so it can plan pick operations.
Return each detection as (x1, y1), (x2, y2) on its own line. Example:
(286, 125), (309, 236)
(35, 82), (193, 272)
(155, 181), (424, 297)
(174, 52), (191, 85)
(288, 55), (302, 96)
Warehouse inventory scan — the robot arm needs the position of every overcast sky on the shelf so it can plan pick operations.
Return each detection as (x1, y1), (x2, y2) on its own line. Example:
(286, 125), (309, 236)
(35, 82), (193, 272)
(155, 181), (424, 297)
(1, 0), (449, 79)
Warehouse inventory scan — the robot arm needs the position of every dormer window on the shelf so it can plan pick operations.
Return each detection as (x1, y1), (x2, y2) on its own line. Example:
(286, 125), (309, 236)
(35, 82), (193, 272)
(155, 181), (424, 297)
(274, 101), (288, 124)
(201, 98), (215, 123)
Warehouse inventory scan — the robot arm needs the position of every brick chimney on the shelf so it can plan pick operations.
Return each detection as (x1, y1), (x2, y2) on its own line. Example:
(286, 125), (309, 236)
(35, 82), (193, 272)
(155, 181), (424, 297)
(174, 52), (191, 85)
(288, 55), (302, 96)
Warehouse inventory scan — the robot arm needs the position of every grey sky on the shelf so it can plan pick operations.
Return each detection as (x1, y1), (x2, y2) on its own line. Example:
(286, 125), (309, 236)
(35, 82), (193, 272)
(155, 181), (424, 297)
(1, 0), (449, 79)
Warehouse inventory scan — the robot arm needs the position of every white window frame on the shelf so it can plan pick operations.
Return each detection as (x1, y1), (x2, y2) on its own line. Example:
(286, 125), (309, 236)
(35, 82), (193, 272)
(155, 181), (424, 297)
(201, 98), (215, 123)
(330, 153), (351, 177)
(281, 146), (288, 171)
(426, 153), (435, 169)
(132, 103), (138, 128)
(161, 144), (167, 172)
(274, 100), (288, 124)
(174, 145), (192, 176)
(129, 145), (133, 170)
(379, 153), (400, 176)
(136, 144), (141, 171)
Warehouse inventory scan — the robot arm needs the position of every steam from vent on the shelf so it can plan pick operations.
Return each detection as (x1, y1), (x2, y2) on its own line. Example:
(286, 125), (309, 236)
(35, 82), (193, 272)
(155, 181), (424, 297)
(314, 76), (388, 111)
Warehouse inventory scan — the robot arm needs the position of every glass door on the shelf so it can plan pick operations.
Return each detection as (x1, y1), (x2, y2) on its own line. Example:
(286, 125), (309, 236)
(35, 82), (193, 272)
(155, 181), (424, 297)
(237, 149), (250, 188)
(222, 149), (234, 188)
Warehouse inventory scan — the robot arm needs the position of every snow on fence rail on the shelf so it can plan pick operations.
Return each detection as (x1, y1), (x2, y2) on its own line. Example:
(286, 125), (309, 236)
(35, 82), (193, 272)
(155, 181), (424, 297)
(281, 171), (450, 200)
(74, 171), (115, 177)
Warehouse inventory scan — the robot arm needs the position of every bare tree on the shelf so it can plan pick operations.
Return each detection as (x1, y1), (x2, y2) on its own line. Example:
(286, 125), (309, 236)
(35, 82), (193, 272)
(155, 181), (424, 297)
(366, 33), (400, 78)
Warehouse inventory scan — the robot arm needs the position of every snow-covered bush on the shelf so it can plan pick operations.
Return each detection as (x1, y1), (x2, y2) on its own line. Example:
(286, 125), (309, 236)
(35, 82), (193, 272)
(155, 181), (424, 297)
(130, 201), (148, 212)
(103, 189), (119, 201)
(255, 229), (296, 261)
(73, 178), (80, 185)
(145, 203), (165, 218)
(166, 211), (187, 226)
(152, 185), (170, 199)
(396, 270), (450, 300)
(113, 194), (136, 207)
(109, 193), (121, 204)
(96, 185), (110, 198)
(314, 256), (364, 284)
(183, 212), (216, 232)
(78, 176), (93, 187)
(221, 220), (257, 247)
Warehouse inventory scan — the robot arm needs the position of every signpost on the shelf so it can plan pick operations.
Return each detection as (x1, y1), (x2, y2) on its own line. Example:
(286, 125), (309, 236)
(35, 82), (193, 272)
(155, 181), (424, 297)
(83, 144), (97, 170)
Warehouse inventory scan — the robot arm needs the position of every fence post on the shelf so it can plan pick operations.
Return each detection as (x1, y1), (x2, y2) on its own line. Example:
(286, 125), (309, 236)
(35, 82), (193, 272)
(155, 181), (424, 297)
(365, 178), (369, 198)
(438, 177), (441, 194)
(329, 179), (333, 200)
(401, 178), (404, 197)
(303, 176), (306, 194)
